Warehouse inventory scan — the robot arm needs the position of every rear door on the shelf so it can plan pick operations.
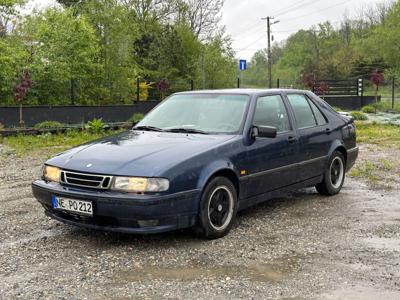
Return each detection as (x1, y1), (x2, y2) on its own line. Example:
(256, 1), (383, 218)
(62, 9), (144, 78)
(243, 94), (300, 197)
(285, 93), (331, 180)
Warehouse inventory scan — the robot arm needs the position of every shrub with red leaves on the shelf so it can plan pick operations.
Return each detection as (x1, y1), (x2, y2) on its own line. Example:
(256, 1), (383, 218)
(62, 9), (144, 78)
(303, 73), (315, 90)
(317, 81), (330, 96)
(157, 78), (169, 93)
(157, 78), (170, 100)
(14, 70), (33, 103)
(370, 69), (384, 106)
(14, 70), (33, 127)
(370, 69), (384, 87)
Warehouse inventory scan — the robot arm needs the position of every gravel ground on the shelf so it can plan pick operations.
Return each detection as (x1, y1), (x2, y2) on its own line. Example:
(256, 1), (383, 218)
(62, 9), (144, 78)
(351, 143), (400, 189)
(0, 144), (399, 300)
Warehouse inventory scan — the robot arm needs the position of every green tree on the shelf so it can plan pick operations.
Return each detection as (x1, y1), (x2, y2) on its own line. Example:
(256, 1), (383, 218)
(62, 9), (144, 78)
(0, 0), (28, 103)
(197, 33), (236, 89)
(80, 0), (139, 103)
(24, 8), (100, 104)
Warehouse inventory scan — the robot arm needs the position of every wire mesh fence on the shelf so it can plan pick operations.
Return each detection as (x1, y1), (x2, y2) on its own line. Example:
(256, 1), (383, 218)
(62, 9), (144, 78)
(363, 77), (400, 111)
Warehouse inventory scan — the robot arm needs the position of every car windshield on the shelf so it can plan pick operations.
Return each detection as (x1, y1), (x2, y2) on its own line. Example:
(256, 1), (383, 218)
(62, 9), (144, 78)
(136, 94), (250, 134)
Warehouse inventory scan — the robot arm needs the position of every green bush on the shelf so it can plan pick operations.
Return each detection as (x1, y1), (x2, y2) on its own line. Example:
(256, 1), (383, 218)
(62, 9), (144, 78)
(371, 102), (391, 113)
(361, 105), (375, 113)
(85, 118), (108, 134)
(350, 111), (368, 121)
(0, 123), (4, 131)
(128, 113), (144, 124)
(332, 106), (342, 112)
(34, 120), (65, 129)
(392, 103), (400, 113)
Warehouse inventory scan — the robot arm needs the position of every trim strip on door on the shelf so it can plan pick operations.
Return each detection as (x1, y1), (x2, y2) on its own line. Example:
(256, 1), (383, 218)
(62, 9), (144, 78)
(240, 155), (328, 180)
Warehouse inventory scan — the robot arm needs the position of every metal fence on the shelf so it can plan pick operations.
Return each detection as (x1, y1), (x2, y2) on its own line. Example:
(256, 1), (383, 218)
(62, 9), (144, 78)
(363, 77), (400, 110)
(0, 102), (160, 127)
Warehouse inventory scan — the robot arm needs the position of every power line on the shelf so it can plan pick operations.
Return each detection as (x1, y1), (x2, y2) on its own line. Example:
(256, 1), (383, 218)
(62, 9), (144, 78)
(281, 0), (352, 24)
(236, 34), (266, 51)
(270, 0), (310, 16)
(275, 0), (324, 17)
(234, 22), (265, 39)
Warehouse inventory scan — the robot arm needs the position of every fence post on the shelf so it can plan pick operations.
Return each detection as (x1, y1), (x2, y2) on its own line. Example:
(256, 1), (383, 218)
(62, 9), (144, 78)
(237, 77), (240, 88)
(136, 78), (140, 102)
(277, 79), (280, 88)
(358, 78), (364, 107)
(70, 78), (75, 105)
(392, 77), (395, 109)
(191, 79), (194, 91)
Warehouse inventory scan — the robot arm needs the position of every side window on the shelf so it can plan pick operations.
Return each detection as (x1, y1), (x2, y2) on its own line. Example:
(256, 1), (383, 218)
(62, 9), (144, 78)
(253, 95), (290, 133)
(308, 98), (327, 125)
(287, 94), (317, 129)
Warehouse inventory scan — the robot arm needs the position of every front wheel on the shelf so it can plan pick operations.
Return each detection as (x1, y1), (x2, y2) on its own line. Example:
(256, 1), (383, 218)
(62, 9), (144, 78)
(316, 151), (346, 196)
(196, 177), (238, 239)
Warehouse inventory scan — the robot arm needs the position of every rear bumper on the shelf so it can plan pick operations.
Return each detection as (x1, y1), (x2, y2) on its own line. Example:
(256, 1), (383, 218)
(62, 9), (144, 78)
(346, 146), (359, 172)
(32, 180), (200, 234)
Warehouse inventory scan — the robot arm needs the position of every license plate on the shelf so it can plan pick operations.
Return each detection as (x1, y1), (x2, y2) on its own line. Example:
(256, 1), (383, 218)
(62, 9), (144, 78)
(51, 195), (93, 216)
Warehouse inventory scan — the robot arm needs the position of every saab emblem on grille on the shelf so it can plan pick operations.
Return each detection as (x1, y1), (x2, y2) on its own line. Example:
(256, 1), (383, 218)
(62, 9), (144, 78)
(86, 163), (93, 168)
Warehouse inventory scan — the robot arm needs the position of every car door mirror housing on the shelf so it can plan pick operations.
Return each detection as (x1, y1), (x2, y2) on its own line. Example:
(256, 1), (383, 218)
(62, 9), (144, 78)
(252, 126), (278, 139)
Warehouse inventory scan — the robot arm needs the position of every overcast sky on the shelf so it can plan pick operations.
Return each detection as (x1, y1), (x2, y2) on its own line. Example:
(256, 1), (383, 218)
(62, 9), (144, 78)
(28, 0), (387, 61)
(223, 0), (386, 60)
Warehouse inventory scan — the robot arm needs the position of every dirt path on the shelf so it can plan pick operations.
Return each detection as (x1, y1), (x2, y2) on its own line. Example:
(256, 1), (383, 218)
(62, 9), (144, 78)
(0, 144), (399, 299)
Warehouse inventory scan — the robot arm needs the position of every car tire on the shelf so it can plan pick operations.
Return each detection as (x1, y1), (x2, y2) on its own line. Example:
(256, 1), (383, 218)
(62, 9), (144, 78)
(196, 176), (238, 239)
(316, 150), (346, 196)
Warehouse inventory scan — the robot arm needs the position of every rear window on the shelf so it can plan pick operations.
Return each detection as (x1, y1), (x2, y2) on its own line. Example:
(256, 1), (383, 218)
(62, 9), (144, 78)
(287, 94), (317, 129)
(308, 98), (327, 125)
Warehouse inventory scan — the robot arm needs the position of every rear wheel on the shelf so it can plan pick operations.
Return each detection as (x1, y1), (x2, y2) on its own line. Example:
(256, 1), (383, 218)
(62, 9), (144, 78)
(196, 177), (237, 239)
(316, 151), (345, 196)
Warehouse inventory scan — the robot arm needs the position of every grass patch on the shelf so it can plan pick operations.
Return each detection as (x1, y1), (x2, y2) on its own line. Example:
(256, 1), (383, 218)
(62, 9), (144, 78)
(349, 161), (380, 185)
(34, 120), (66, 129)
(355, 121), (400, 149)
(349, 159), (397, 189)
(128, 113), (144, 124)
(361, 105), (375, 114)
(350, 111), (368, 120)
(0, 129), (123, 157)
(379, 158), (395, 171)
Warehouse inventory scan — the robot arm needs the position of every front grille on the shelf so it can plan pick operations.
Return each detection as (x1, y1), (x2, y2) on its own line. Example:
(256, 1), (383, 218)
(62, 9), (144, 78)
(61, 170), (112, 190)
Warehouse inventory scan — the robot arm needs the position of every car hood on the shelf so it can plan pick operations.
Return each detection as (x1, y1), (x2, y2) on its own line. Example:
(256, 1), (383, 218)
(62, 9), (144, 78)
(46, 130), (237, 176)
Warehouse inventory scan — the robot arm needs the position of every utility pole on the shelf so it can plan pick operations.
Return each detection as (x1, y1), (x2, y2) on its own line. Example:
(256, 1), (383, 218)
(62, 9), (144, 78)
(262, 17), (279, 88)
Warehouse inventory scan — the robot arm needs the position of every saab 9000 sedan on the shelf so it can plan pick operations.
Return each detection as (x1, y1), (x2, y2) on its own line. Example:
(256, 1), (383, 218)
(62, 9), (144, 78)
(32, 89), (358, 239)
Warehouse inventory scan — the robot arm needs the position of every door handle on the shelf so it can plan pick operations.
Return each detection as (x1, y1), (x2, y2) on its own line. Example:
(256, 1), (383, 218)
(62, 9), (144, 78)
(287, 136), (297, 144)
(325, 128), (331, 135)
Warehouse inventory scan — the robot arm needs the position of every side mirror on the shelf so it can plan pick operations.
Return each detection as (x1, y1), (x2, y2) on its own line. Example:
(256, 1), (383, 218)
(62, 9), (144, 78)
(252, 126), (277, 139)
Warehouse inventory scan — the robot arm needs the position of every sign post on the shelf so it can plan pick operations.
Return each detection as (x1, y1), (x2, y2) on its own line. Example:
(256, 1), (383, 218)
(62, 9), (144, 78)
(238, 59), (246, 88)
(239, 59), (247, 71)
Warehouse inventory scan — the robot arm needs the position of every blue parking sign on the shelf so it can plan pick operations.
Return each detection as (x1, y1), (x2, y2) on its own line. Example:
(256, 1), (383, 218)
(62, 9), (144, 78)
(239, 59), (247, 71)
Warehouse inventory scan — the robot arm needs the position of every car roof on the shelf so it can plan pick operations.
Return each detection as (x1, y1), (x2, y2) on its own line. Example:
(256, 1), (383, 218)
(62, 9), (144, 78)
(175, 88), (309, 97)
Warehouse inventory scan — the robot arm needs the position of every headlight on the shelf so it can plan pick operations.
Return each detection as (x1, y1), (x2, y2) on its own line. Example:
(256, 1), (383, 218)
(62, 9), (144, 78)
(43, 165), (61, 182)
(112, 177), (169, 193)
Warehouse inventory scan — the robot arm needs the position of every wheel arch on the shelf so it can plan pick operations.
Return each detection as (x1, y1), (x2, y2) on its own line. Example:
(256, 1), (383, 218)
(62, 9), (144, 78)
(328, 140), (347, 166)
(197, 162), (240, 197)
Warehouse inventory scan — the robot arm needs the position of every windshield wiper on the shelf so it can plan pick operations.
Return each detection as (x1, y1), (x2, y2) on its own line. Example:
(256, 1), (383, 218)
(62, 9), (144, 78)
(165, 128), (209, 134)
(133, 126), (164, 132)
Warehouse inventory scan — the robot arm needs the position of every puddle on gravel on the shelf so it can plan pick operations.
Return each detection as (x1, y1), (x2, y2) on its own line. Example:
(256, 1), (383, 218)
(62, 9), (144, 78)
(114, 260), (296, 283)
(321, 285), (400, 300)
(364, 237), (400, 251)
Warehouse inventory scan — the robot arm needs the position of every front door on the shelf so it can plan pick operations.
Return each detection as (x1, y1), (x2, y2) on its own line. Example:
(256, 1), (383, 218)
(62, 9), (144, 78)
(243, 94), (300, 198)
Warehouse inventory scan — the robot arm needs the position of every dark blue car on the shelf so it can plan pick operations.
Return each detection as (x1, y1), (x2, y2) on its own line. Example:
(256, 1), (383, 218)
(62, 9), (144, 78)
(32, 89), (358, 238)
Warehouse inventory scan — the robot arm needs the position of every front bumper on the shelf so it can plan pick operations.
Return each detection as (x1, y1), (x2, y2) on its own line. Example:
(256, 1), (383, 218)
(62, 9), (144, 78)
(32, 180), (200, 234)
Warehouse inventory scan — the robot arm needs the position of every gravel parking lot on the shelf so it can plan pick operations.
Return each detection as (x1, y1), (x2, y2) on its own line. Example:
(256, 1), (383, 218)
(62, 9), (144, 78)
(1, 144), (399, 300)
